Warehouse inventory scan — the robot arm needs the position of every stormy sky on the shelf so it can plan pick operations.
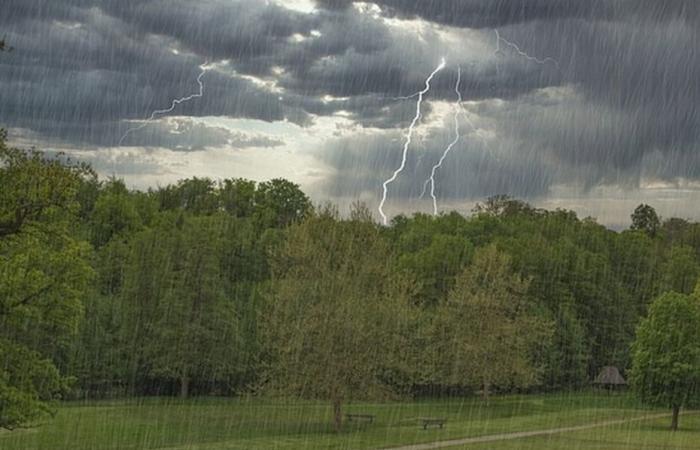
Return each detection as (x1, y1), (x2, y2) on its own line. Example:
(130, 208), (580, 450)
(1, 0), (698, 227)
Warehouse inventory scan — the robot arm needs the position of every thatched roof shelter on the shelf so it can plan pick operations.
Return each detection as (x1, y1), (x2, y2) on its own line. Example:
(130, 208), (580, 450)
(593, 366), (627, 386)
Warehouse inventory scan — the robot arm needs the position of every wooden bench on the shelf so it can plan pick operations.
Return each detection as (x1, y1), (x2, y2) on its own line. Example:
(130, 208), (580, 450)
(346, 413), (375, 423)
(421, 417), (447, 429)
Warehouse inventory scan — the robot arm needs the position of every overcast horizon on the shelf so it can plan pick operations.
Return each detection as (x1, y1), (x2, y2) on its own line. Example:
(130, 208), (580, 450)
(1, 0), (699, 228)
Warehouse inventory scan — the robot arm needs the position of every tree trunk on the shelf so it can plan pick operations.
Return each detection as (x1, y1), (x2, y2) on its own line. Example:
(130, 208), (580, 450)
(671, 405), (680, 431)
(332, 397), (343, 433)
(180, 375), (190, 398)
(481, 380), (490, 405)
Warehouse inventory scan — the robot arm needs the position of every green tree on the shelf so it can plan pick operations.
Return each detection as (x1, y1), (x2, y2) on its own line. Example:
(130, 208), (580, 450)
(542, 305), (589, 390)
(154, 217), (240, 397)
(661, 218), (690, 244)
(89, 179), (142, 247)
(120, 215), (241, 397)
(660, 245), (700, 294)
(255, 178), (312, 228)
(630, 291), (700, 430)
(220, 178), (256, 218)
(394, 216), (473, 306)
(433, 245), (552, 401)
(472, 195), (536, 217)
(0, 341), (66, 429)
(157, 177), (219, 215)
(264, 207), (412, 431)
(631, 204), (661, 237)
(70, 238), (131, 397)
(0, 136), (93, 428)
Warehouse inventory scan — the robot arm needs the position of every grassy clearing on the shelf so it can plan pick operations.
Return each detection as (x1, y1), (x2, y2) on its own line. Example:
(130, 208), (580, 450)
(452, 413), (700, 449)
(0, 392), (684, 450)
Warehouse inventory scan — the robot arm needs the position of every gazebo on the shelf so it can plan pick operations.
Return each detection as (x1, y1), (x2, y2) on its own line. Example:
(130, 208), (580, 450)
(593, 366), (627, 391)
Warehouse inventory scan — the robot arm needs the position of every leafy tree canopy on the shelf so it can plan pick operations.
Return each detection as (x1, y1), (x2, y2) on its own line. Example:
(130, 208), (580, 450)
(631, 203), (661, 237)
(0, 134), (93, 429)
(630, 291), (700, 430)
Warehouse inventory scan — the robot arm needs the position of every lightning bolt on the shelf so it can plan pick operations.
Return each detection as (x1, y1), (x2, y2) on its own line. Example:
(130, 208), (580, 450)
(494, 30), (559, 69)
(118, 62), (208, 146)
(391, 91), (421, 101)
(378, 58), (446, 226)
(420, 66), (463, 215)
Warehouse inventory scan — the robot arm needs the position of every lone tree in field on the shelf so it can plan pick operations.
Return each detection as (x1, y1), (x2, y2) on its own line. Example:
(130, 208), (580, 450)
(264, 206), (411, 432)
(630, 291), (700, 431)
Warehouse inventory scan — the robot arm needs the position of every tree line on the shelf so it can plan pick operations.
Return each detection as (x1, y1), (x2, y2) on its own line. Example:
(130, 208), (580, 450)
(3, 136), (700, 430)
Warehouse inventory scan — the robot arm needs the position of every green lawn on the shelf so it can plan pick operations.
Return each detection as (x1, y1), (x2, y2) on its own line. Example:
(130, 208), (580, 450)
(0, 392), (691, 450)
(453, 414), (700, 449)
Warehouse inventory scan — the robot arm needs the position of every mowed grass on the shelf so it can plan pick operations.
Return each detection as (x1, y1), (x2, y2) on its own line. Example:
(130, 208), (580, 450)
(0, 392), (687, 450)
(453, 414), (700, 449)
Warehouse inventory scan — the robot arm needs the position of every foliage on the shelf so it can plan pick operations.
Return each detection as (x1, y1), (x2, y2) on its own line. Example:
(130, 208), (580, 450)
(264, 207), (413, 430)
(630, 291), (700, 430)
(433, 245), (553, 400)
(631, 203), (661, 237)
(119, 215), (242, 397)
(472, 195), (536, 217)
(0, 339), (67, 430)
(155, 177), (311, 227)
(5, 129), (700, 432)
(392, 213), (473, 306)
(659, 245), (700, 294)
(254, 178), (313, 228)
(89, 179), (143, 247)
(0, 135), (93, 428)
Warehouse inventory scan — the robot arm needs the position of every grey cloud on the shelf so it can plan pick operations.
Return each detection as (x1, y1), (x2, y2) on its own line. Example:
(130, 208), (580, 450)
(0, 4), (315, 146)
(1, 0), (700, 220)
(315, 0), (699, 28)
(318, 122), (553, 202)
(482, 18), (700, 184)
(0, 0), (564, 141)
(119, 118), (285, 151)
(315, 0), (614, 28)
(100, 0), (319, 65)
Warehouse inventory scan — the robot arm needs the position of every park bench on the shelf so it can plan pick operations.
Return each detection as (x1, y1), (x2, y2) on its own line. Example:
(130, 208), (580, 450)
(346, 413), (375, 423)
(421, 417), (447, 429)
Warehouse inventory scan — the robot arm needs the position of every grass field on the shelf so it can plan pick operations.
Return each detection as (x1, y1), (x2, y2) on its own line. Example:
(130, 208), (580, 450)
(452, 414), (700, 449)
(0, 392), (696, 450)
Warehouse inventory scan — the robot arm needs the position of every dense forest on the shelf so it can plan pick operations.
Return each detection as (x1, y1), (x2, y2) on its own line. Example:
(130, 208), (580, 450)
(3, 134), (700, 430)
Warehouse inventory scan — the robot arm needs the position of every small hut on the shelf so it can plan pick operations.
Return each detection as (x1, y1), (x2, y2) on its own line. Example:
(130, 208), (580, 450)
(593, 366), (627, 391)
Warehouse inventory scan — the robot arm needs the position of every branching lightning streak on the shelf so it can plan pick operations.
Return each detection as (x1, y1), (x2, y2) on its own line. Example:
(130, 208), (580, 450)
(118, 63), (208, 146)
(391, 91), (421, 101)
(378, 58), (446, 226)
(494, 30), (559, 69)
(420, 66), (462, 215)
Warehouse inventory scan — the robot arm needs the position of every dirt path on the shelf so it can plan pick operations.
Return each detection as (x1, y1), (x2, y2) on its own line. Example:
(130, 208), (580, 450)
(381, 413), (672, 450)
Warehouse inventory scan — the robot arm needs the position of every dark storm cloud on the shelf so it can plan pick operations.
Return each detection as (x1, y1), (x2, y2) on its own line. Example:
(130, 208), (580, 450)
(317, 0), (608, 28)
(99, 0), (319, 67)
(119, 118), (285, 151)
(0, 1), (319, 147)
(313, 0), (700, 200)
(315, 0), (699, 28)
(1, 0), (699, 208)
(0, 0), (561, 143)
(478, 16), (700, 189)
(318, 122), (553, 201)
(0, 0), (92, 26)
